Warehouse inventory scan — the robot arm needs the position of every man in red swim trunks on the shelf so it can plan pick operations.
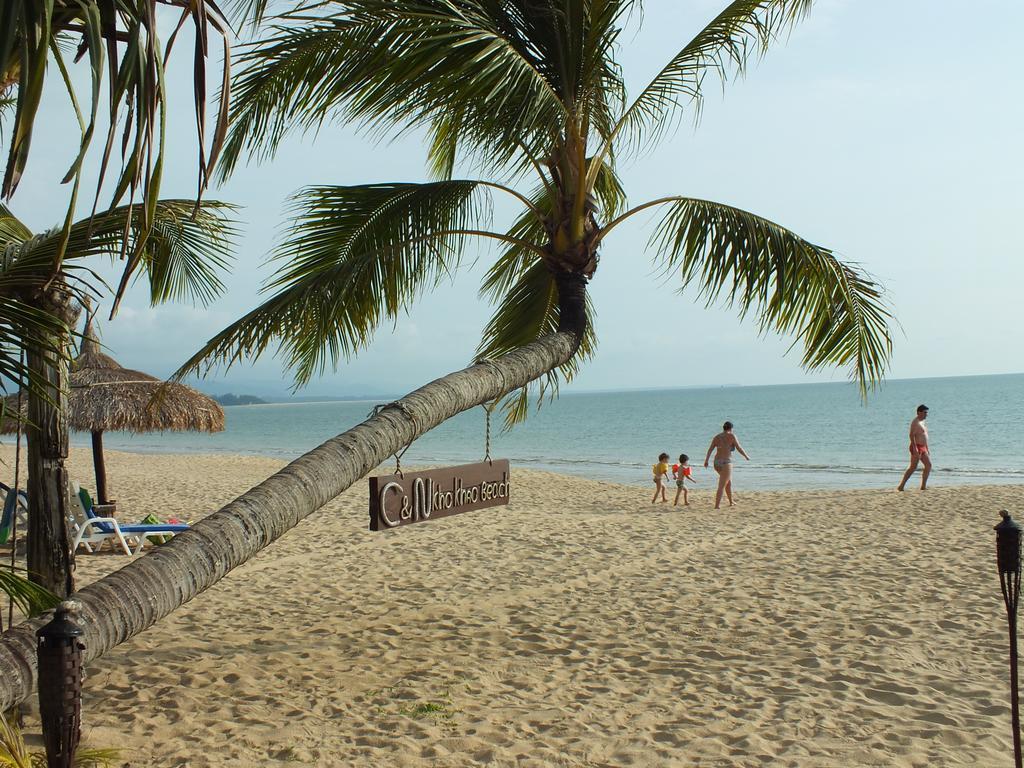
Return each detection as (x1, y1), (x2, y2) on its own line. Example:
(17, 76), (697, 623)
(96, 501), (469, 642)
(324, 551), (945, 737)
(898, 404), (931, 491)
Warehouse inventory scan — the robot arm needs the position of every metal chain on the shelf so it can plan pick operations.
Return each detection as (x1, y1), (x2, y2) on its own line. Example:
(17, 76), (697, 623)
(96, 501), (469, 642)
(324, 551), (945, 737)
(482, 402), (495, 465)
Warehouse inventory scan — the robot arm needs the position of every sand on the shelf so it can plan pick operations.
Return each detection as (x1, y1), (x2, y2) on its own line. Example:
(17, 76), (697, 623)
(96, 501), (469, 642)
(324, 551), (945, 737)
(2, 445), (1022, 766)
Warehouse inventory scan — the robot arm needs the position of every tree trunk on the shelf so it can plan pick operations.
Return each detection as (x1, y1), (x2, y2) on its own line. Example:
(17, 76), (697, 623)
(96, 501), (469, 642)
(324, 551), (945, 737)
(25, 289), (75, 599)
(91, 431), (108, 505)
(0, 316), (583, 710)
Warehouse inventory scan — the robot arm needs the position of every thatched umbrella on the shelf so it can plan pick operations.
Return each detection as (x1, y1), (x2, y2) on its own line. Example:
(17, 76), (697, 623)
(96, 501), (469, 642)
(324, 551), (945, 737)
(2, 317), (224, 504)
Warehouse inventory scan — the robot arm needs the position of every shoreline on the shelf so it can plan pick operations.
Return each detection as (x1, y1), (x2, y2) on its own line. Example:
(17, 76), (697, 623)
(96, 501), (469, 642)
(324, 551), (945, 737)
(58, 439), (1024, 492)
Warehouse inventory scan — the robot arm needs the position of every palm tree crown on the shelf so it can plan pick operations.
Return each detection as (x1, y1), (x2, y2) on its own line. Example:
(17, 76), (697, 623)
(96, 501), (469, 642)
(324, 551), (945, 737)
(182, 0), (893, 424)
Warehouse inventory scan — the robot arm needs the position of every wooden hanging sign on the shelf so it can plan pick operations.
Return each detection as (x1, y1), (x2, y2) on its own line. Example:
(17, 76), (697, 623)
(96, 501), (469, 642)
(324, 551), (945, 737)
(368, 460), (511, 531)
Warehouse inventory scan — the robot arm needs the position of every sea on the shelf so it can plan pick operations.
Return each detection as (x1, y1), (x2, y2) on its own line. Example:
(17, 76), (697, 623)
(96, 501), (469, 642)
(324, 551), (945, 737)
(73, 372), (1024, 491)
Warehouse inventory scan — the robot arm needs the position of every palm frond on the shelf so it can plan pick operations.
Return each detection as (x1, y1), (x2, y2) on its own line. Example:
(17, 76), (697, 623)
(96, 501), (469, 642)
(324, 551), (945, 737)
(0, 200), (235, 311)
(0, 709), (31, 768)
(476, 260), (597, 428)
(0, 204), (33, 246)
(176, 181), (496, 386)
(0, 566), (60, 619)
(0, 297), (75, 396)
(0, 200), (234, 391)
(646, 196), (892, 390)
(577, 0), (630, 146)
(596, 0), (813, 169)
(426, 104), (465, 181)
(223, 0), (274, 29)
(0, 93), (14, 126)
(127, 201), (237, 308)
(479, 185), (552, 303)
(0, 204), (92, 395)
(590, 157), (627, 220)
(0, 0), (232, 273)
(0, 709), (118, 767)
(218, 2), (570, 181)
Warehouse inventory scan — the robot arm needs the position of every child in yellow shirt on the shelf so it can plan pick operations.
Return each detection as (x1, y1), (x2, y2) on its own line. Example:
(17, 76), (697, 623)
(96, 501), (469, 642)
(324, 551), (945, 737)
(652, 453), (670, 503)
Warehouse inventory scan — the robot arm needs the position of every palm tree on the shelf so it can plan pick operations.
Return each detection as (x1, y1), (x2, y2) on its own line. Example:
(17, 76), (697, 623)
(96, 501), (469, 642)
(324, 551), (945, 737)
(0, 0), (893, 709)
(0, 201), (235, 596)
(182, 0), (890, 417)
(0, 0), (244, 599)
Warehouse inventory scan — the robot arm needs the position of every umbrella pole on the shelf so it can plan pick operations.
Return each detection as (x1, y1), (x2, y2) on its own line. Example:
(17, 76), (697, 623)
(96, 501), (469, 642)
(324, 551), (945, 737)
(91, 430), (109, 504)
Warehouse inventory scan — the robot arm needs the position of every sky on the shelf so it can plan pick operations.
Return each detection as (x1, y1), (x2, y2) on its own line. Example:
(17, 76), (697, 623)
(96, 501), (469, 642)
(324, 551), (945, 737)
(8, 0), (1024, 399)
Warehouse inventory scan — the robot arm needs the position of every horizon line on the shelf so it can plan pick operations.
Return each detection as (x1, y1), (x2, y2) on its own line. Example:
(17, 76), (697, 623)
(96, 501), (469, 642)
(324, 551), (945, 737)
(215, 370), (1023, 404)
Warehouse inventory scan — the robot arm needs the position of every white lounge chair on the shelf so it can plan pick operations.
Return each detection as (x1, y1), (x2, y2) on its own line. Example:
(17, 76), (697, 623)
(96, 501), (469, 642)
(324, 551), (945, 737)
(69, 482), (189, 555)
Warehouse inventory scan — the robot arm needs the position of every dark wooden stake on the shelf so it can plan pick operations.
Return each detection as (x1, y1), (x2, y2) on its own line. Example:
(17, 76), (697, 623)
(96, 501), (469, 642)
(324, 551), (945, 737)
(1005, 574), (1023, 768)
(996, 511), (1023, 768)
(37, 602), (84, 768)
(90, 430), (108, 505)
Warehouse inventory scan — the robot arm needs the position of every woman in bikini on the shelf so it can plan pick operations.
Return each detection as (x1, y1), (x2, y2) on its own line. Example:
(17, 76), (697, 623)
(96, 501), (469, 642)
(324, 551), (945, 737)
(704, 421), (751, 509)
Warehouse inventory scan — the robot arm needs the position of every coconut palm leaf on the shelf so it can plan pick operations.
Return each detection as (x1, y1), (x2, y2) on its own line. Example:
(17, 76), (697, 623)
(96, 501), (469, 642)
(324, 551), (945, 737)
(574, 0), (630, 145)
(591, 158), (627, 220)
(592, 0), (813, 176)
(218, 1), (573, 180)
(0, 204), (32, 247)
(176, 180), (526, 385)
(0, 567), (59, 619)
(0, 710), (33, 768)
(476, 259), (597, 428)
(478, 164), (623, 302)
(637, 196), (891, 389)
(426, 103), (466, 181)
(118, 201), (237, 308)
(0, 708), (118, 767)
(475, 157), (623, 303)
(222, 0), (274, 29)
(479, 187), (551, 302)
(0, 201), (235, 306)
(0, 94), (13, 124)
(0, 296), (74, 397)
(0, 0), (233, 293)
(0, 205), (93, 395)
(0, 200), (234, 393)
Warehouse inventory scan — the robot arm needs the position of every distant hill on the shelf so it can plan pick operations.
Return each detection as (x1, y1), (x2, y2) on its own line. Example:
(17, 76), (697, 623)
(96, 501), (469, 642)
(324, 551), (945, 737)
(212, 393), (268, 406)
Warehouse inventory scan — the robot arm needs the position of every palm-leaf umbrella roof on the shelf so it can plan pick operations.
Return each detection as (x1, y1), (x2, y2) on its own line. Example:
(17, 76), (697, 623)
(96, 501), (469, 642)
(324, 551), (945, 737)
(62, 330), (224, 434)
(2, 317), (224, 503)
(2, 320), (224, 434)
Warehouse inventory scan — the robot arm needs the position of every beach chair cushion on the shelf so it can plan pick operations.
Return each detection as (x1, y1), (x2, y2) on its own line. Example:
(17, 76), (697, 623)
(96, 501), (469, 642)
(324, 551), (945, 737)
(0, 485), (29, 546)
(0, 491), (16, 545)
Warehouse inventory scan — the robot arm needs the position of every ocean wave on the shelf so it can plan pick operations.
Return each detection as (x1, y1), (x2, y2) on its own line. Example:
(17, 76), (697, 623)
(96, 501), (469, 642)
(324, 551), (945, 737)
(759, 462), (1024, 477)
(508, 456), (649, 469)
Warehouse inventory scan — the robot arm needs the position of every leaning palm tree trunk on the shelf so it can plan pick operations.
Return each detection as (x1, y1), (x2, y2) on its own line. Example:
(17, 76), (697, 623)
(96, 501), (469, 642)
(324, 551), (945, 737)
(0, 320), (580, 710)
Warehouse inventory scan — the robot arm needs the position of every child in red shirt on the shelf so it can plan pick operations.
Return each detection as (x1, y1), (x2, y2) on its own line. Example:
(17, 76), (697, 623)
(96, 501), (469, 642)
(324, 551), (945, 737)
(673, 454), (697, 506)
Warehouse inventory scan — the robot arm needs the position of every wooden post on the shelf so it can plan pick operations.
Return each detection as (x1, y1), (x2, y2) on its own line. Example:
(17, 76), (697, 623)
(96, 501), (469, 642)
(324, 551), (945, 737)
(90, 431), (108, 505)
(25, 287), (76, 598)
